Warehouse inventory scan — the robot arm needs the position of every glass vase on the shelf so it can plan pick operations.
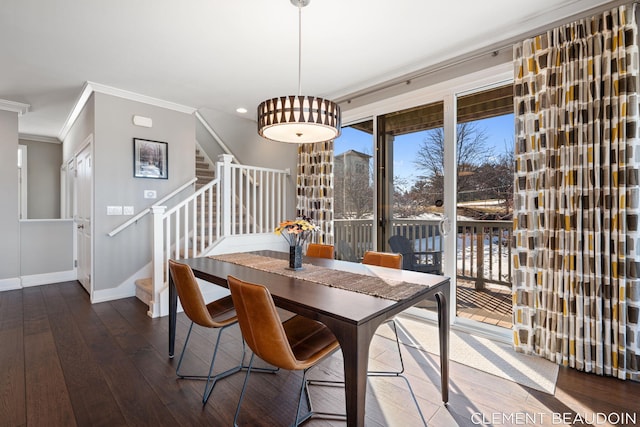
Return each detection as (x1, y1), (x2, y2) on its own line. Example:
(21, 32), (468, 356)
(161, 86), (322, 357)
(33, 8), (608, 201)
(288, 245), (303, 270)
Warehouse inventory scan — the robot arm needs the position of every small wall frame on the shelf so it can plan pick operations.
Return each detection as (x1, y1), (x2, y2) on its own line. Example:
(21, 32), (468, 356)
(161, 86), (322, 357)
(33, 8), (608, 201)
(133, 138), (168, 179)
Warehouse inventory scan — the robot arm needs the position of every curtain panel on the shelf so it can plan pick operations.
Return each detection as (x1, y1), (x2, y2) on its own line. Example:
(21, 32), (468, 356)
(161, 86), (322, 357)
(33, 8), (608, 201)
(512, 4), (640, 380)
(296, 141), (334, 245)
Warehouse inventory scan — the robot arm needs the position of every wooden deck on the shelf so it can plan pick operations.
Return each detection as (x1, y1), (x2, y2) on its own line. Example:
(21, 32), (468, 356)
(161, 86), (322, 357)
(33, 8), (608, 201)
(1, 281), (638, 426)
(456, 279), (513, 328)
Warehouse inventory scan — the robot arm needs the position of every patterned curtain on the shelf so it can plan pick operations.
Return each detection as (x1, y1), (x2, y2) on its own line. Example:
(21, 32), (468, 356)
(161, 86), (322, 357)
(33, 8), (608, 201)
(296, 141), (334, 245)
(512, 4), (640, 380)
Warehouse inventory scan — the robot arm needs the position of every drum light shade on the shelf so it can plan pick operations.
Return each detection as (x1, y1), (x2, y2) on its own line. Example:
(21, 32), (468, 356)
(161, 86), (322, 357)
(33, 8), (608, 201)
(257, 95), (341, 144)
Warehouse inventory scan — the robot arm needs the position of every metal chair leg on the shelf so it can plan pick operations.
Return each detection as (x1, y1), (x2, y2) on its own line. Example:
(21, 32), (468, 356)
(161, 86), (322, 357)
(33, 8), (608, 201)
(177, 322), (277, 405)
(234, 356), (344, 427)
(302, 377), (346, 425)
(176, 322), (245, 403)
(234, 353), (255, 427)
(368, 319), (405, 375)
(368, 319), (427, 426)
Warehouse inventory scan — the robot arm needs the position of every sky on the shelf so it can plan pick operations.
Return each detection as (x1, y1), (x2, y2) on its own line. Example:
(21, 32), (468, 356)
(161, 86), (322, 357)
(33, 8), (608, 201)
(335, 113), (515, 188)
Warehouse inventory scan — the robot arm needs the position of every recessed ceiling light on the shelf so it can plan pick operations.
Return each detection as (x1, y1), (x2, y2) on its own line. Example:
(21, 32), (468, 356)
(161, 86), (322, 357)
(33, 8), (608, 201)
(236, 107), (248, 114)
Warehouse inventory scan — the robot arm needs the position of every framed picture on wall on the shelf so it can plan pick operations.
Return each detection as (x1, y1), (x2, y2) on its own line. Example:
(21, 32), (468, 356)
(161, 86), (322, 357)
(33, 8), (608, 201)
(133, 138), (168, 179)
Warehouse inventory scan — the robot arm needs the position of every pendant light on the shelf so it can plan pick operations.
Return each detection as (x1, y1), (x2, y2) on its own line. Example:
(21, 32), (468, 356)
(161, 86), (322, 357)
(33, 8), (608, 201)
(257, 0), (341, 144)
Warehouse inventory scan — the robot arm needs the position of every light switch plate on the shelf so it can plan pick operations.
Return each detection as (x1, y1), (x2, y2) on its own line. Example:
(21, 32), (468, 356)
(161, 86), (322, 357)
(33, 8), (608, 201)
(123, 206), (134, 215)
(107, 206), (123, 215)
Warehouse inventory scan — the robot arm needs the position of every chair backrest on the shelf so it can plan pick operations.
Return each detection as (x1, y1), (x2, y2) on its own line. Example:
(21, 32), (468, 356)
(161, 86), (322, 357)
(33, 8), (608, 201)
(388, 235), (414, 270)
(362, 251), (402, 269)
(337, 240), (357, 262)
(306, 243), (334, 259)
(168, 259), (219, 328)
(388, 235), (413, 255)
(227, 275), (299, 370)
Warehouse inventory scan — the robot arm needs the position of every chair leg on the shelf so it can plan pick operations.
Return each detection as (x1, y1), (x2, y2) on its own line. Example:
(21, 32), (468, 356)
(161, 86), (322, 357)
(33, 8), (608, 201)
(175, 321), (196, 378)
(368, 320), (427, 426)
(234, 357), (343, 427)
(176, 322), (246, 404)
(368, 319), (405, 375)
(201, 323), (242, 403)
(302, 376), (346, 425)
(234, 353), (255, 427)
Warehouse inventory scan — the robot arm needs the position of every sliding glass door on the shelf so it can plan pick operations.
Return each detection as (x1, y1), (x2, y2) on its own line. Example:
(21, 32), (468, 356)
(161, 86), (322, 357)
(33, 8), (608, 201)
(454, 84), (514, 328)
(337, 72), (515, 332)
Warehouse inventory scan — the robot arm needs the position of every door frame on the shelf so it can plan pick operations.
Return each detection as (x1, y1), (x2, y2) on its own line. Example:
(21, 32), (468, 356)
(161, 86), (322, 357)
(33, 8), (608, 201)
(71, 134), (94, 298)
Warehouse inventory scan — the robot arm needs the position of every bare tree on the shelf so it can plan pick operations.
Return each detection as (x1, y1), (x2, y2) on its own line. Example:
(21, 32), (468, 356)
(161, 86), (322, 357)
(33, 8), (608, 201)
(414, 122), (492, 201)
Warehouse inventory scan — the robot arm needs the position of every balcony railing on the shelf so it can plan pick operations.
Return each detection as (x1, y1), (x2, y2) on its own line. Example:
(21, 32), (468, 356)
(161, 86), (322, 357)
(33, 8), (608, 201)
(334, 218), (512, 288)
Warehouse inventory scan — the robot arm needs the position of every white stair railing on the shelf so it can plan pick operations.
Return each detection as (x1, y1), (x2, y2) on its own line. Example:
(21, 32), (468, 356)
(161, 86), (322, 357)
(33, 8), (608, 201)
(148, 154), (290, 317)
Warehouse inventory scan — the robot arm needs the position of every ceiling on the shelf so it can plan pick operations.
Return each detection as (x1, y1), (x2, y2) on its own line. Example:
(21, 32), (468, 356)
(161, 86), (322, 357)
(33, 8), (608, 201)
(0, 0), (614, 140)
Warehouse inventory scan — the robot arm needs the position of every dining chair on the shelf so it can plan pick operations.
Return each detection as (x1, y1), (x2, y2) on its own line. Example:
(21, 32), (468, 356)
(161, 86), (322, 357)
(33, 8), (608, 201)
(227, 275), (345, 427)
(362, 250), (403, 269)
(388, 235), (442, 274)
(361, 251), (427, 425)
(168, 259), (247, 404)
(306, 242), (334, 259)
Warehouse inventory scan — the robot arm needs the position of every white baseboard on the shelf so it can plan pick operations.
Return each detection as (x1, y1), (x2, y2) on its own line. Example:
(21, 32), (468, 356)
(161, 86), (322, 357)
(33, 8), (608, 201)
(21, 270), (77, 288)
(0, 277), (22, 292)
(0, 272), (78, 292)
(92, 282), (136, 303)
(91, 263), (152, 304)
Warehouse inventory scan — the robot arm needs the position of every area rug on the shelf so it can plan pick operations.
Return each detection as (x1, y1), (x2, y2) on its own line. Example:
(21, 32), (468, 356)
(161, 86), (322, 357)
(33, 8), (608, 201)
(377, 315), (559, 394)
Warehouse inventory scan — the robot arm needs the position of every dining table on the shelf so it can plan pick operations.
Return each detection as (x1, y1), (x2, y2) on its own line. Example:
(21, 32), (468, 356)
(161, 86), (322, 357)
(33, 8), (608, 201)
(168, 250), (450, 427)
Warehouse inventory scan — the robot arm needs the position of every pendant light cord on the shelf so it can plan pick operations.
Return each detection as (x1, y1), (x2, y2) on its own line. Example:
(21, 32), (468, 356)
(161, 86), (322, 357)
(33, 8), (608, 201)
(297, 3), (302, 96)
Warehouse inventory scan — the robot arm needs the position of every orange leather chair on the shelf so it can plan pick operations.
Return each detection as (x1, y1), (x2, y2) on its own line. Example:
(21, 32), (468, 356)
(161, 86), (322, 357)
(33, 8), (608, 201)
(306, 243), (334, 259)
(228, 275), (345, 426)
(168, 259), (245, 404)
(362, 250), (403, 269)
(361, 251), (426, 425)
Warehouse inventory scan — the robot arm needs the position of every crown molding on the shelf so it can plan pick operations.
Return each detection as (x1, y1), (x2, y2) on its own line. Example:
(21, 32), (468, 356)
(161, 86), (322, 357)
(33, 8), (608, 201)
(19, 133), (61, 144)
(0, 99), (30, 115)
(58, 81), (197, 141)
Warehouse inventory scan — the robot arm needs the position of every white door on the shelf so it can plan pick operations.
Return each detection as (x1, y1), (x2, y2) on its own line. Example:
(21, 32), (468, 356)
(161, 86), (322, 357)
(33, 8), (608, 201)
(76, 144), (92, 294)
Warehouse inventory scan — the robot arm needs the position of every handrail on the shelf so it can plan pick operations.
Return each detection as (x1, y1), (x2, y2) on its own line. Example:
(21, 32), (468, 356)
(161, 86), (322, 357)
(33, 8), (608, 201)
(195, 112), (257, 186)
(195, 111), (235, 158)
(108, 177), (197, 237)
(163, 176), (219, 217)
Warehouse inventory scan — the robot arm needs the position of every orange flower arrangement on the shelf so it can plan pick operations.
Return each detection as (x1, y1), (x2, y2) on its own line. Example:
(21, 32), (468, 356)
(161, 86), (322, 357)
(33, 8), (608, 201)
(274, 215), (319, 247)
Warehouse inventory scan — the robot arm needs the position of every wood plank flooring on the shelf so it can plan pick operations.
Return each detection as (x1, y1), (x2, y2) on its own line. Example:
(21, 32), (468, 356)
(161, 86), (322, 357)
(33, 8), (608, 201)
(1, 281), (639, 427)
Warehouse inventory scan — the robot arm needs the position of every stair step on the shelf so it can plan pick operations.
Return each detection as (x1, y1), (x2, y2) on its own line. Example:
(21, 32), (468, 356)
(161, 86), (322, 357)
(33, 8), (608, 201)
(134, 277), (153, 305)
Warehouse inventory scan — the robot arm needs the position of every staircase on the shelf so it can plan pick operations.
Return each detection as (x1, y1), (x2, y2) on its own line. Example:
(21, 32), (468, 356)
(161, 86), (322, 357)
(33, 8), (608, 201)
(134, 148), (218, 306)
(195, 148), (215, 189)
(133, 153), (291, 317)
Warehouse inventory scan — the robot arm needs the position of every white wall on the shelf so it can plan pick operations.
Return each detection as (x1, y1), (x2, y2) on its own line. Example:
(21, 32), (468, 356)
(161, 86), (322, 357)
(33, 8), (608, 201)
(92, 93), (195, 293)
(20, 219), (75, 286)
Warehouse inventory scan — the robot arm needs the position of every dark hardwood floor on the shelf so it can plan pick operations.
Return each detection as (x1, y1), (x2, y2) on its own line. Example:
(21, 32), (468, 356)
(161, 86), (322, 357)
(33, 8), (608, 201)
(1, 281), (639, 426)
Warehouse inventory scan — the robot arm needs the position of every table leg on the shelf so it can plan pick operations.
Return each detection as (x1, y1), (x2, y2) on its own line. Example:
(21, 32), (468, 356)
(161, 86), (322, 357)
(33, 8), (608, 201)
(169, 274), (177, 358)
(325, 322), (373, 427)
(435, 287), (449, 403)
